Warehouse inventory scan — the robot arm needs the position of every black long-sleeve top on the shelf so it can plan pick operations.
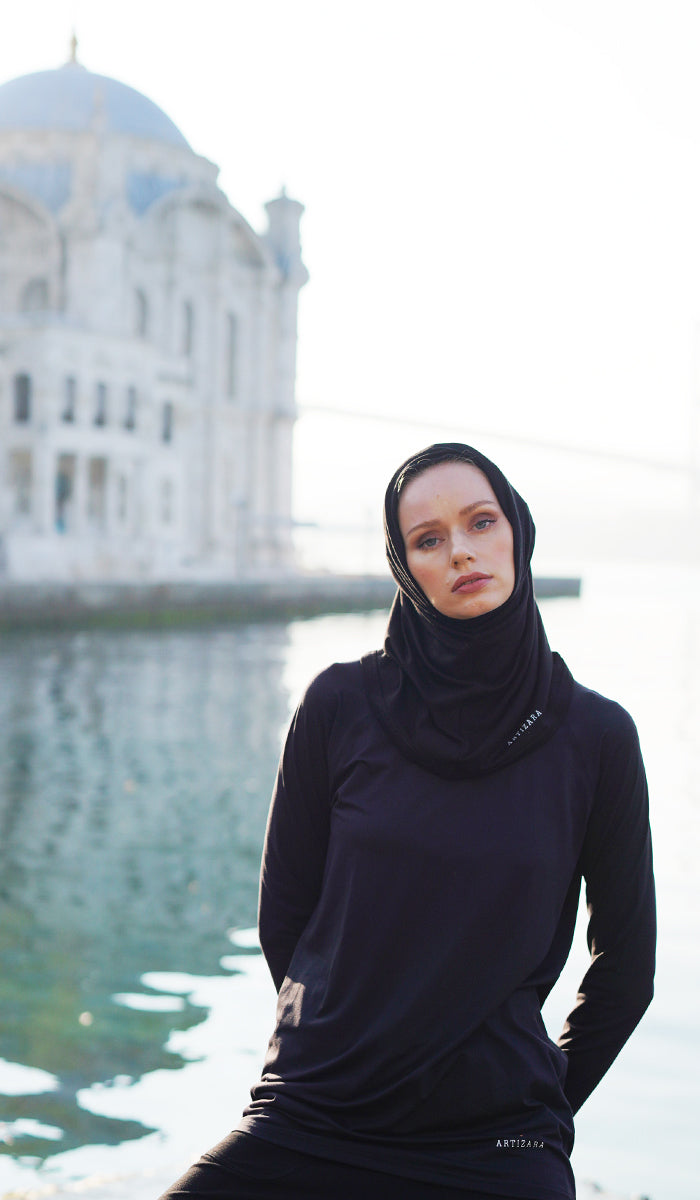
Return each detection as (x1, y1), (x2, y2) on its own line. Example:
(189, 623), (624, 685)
(239, 661), (656, 1200)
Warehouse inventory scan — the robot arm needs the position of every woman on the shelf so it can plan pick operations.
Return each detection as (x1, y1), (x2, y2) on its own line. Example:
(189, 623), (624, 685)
(161, 443), (656, 1200)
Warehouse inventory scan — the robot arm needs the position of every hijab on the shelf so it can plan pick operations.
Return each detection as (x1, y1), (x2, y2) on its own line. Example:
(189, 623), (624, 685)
(361, 443), (574, 778)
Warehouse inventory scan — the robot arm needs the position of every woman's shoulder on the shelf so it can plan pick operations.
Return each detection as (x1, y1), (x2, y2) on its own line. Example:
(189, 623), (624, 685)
(297, 657), (367, 713)
(561, 682), (645, 801)
(567, 678), (641, 748)
(289, 660), (369, 749)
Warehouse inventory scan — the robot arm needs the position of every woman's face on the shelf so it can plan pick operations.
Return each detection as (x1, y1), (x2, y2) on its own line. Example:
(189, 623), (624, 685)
(398, 461), (515, 619)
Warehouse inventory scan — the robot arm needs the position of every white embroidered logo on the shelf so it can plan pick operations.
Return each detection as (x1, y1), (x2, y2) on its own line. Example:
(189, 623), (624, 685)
(496, 1136), (545, 1149)
(506, 709), (542, 748)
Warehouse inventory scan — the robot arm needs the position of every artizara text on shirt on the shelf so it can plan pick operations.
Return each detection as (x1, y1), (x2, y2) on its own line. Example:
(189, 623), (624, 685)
(496, 1137), (545, 1149)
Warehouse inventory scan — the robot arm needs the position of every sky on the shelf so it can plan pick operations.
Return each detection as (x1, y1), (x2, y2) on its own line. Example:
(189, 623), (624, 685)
(2, 0), (700, 567)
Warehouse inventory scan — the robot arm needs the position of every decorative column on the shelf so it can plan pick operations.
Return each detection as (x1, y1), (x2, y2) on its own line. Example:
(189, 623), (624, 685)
(263, 190), (308, 569)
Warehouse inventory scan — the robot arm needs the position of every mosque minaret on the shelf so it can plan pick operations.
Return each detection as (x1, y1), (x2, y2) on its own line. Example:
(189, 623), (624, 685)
(0, 44), (307, 581)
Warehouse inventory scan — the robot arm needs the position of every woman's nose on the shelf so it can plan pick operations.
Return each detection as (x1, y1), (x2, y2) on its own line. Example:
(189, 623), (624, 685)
(451, 534), (475, 565)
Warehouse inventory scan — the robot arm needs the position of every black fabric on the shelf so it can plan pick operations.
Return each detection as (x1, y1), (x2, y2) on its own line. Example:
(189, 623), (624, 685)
(361, 442), (574, 778)
(158, 1131), (526, 1199)
(163, 445), (655, 1200)
(240, 664), (656, 1199)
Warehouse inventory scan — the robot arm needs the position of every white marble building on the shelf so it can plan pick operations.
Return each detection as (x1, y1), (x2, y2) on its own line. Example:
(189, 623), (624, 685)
(0, 47), (307, 580)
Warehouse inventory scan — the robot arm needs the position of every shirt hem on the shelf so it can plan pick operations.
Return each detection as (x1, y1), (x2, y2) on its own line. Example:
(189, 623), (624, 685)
(236, 1114), (575, 1200)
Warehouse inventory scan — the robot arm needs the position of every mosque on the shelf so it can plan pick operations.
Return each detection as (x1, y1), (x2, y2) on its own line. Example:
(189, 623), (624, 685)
(0, 42), (307, 581)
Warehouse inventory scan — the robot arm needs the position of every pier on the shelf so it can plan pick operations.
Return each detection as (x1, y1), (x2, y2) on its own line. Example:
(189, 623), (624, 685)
(0, 574), (580, 631)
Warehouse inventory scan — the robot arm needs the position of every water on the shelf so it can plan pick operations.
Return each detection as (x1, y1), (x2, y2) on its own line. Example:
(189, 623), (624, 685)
(0, 573), (697, 1200)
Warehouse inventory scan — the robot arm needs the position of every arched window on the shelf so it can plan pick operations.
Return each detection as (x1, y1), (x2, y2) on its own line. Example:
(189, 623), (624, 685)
(62, 376), (77, 423)
(125, 386), (137, 430)
(135, 289), (149, 337)
(182, 301), (194, 356)
(20, 278), (49, 312)
(87, 458), (107, 529)
(162, 401), (174, 443)
(55, 454), (76, 533)
(14, 373), (31, 422)
(94, 382), (108, 426)
(9, 450), (32, 515)
(226, 312), (238, 398)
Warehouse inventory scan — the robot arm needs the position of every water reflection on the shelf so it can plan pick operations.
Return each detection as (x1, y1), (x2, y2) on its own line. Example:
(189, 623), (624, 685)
(0, 625), (290, 1163)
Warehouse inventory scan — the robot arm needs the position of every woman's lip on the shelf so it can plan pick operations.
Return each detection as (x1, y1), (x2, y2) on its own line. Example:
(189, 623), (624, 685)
(452, 574), (491, 593)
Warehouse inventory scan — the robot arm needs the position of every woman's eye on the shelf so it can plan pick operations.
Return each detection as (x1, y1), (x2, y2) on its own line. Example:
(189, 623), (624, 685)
(473, 517), (496, 531)
(417, 535), (440, 550)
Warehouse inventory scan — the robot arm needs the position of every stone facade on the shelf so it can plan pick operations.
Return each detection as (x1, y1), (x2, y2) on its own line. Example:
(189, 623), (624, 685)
(0, 54), (307, 580)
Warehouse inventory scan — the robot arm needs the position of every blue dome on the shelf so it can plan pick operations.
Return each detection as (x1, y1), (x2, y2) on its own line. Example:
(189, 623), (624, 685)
(0, 63), (190, 149)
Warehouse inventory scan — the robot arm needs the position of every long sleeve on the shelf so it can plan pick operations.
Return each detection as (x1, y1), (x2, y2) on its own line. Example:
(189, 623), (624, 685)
(258, 672), (336, 992)
(558, 707), (656, 1113)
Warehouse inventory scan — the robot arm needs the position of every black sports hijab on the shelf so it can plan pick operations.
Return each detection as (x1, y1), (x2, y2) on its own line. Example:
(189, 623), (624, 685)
(361, 443), (574, 778)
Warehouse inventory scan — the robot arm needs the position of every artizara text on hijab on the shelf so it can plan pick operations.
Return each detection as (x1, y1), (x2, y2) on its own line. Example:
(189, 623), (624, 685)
(506, 710), (543, 748)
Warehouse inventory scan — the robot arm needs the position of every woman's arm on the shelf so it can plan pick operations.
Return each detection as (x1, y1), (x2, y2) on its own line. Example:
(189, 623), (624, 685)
(558, 707), (656, 1114)
(258, 672), (336, 992)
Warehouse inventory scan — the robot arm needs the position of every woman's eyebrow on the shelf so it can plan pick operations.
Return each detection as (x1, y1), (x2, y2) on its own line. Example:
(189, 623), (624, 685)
(405, 501), (496, 538)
